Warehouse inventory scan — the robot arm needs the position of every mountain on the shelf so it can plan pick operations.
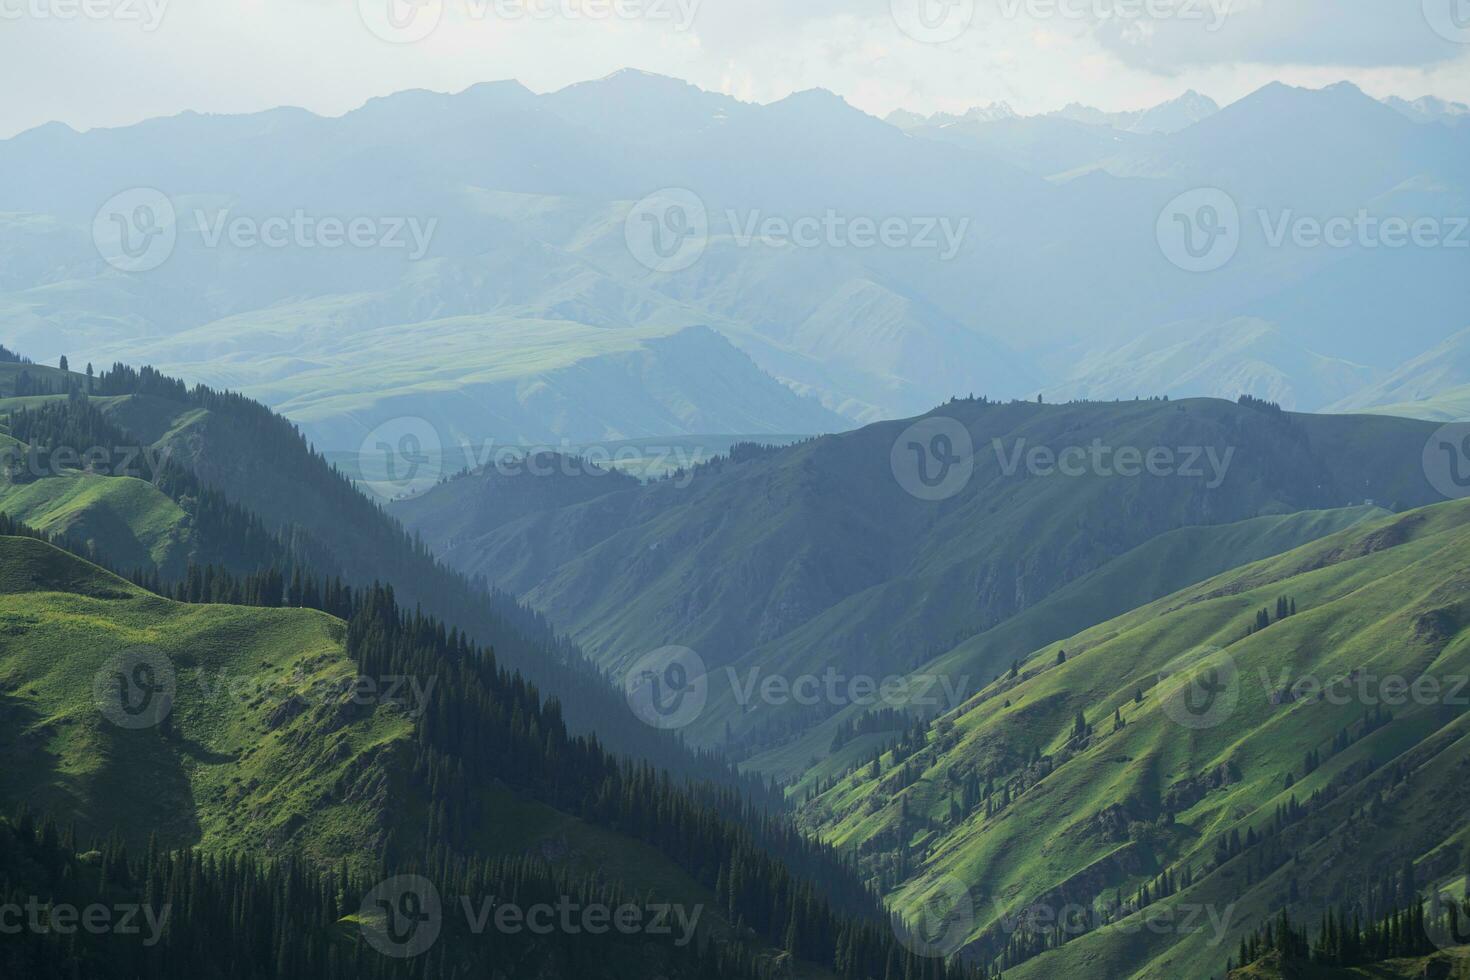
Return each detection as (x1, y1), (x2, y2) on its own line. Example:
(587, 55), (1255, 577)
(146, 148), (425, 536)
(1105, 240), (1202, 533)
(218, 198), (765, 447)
(1041, 319), (1378, 411)
(887, 92), (1216, 178)
(1126, 90), (1221, 134)
(393, 397), (1445, 754)
(1384, 95), (1470, 126)
(1354, 385), (1470, 423)
(0, 528), (938, 980)
(894, 113), (1155, 178)
(896, 90), (1217, 140)
(1327, 326), (1470, 419)
(1232, 950), (1470, 978)
(0, 356), (782, 798)
(1070, 81), (1470, 367)
(923, 103), (1021, 127)
(7, 75), (1466, 443)
(797, 498), (1470, 978)
(1085, 82), (1462, 207)
(0, 71), (1055, 442)
(747, 504), (1386, 787)
(1045, 90), (1220, 134)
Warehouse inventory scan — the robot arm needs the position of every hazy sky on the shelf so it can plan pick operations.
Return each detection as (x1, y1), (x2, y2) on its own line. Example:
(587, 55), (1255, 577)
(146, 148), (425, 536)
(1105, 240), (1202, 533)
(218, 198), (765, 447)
(2, 0), (1469, 137)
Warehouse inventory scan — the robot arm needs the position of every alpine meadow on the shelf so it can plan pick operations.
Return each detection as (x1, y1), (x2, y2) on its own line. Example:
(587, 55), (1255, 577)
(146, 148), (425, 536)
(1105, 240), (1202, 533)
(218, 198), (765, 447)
(3, 3), (1470, 979)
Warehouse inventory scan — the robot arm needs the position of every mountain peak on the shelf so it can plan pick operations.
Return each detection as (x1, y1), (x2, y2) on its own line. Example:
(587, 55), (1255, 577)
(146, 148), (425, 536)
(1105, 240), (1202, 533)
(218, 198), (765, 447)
(574, 68), (700, 96)
(776, 88), (850, 108)
(599, 67), (678, 83)
(1383, 94), (1470, 125)
(457, 79), (535, 98)
(885, 108), (929, 131)
(965, 101), (1018, 122)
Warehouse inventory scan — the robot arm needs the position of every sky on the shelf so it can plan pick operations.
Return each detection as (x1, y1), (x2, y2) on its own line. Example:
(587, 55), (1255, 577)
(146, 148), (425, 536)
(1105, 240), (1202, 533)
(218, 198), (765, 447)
(2, 0), (1469, 137)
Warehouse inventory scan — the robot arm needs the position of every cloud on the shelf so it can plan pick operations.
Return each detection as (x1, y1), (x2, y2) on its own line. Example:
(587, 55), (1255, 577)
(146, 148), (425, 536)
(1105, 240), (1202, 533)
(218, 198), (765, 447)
(0, 0), (1467, 139)
(1088, 0), (1469, 72)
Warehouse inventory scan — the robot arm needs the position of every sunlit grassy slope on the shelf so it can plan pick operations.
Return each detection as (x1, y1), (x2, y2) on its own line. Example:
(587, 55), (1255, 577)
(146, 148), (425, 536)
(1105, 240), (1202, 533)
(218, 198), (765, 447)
(1230, 949), (1470, 978)
(0, 533), (410, 867)
(0, 533), (834, 976)
(0, 535), (794, 968)
(746, 505), (1386, 786)
(799, 499), (1470, 979)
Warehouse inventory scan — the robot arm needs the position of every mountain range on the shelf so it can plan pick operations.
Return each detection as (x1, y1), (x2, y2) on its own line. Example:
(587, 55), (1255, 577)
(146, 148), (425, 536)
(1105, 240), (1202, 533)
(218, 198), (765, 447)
(1, 72), (1468, 453)
(3, 63), (1470, 980)
(391, 395), (1446, 758)
(2, 345), (1468, 978)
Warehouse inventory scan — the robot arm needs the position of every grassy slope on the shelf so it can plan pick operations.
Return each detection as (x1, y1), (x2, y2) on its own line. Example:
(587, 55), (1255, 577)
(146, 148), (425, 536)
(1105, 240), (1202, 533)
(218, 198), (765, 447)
(0, 533), (838, 977)
(0, 367), (769, 799)
(1230, 950), (1470, 978)
(0, 374), (197, 574)
(1355, 385), (1470, 423)
(744, 505), (1385, 786)
(123, 312), (843, 448)
(0, 533), (410, 866)
(798, 499), (1470, 979)
(408, 397), (1439, 752)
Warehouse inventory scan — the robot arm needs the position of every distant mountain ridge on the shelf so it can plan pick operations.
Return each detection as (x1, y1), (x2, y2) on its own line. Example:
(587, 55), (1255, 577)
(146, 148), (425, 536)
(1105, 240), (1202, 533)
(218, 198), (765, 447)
(4, 72), (1470, 444)
(889, 90), (1219, 135)
(394, 396), (1446, 755)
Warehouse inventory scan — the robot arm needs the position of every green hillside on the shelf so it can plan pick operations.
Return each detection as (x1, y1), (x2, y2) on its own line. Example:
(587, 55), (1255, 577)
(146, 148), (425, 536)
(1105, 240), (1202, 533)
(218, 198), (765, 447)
(0, 533), (411, 865)
(397, 397), (1442, 754)
(0, 470), (192, 573)
(1231, 950), (1470, 978)
(745, 505), (1386, 786)
(795, 499), (1470, 979)
(0, 531), (956, 980)
(0, 361), (770, 797)
(1355, 385), (1470, 424)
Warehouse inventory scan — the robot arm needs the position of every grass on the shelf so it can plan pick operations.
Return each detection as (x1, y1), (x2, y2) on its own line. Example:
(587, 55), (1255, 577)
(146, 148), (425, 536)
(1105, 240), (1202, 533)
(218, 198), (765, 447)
(416, 397), (1442, 759)
(1356, 384), (1470, 423)
(0, 533), (838, 977)
(748, 505), (1385, 787)
(1231, 949), (1470, 978)
(796, 498), (1470, 979)
(0, 534), (407, 869)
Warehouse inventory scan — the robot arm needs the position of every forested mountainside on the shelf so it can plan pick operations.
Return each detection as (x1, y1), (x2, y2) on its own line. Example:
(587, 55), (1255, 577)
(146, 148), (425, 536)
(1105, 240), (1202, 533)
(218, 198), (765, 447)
(796, 499), (1470, 979)
(395, 396), (1444, 756)
(0, 525), (987, 980)
(0, 357), (765, 799)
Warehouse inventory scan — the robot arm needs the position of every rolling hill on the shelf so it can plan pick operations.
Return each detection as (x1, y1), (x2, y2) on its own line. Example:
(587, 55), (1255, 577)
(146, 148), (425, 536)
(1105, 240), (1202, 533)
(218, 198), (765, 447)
(0, 356), (775, 798)
(1040, 319), (1377, 412)
(5, 75), (1469, 440)
(1327, 327), (1470, 421)
(394, 397), (1446, 755)
(0, 529), (948, 980)
(743, 504), (1387, 787)
(795, 498), (1470, 978)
